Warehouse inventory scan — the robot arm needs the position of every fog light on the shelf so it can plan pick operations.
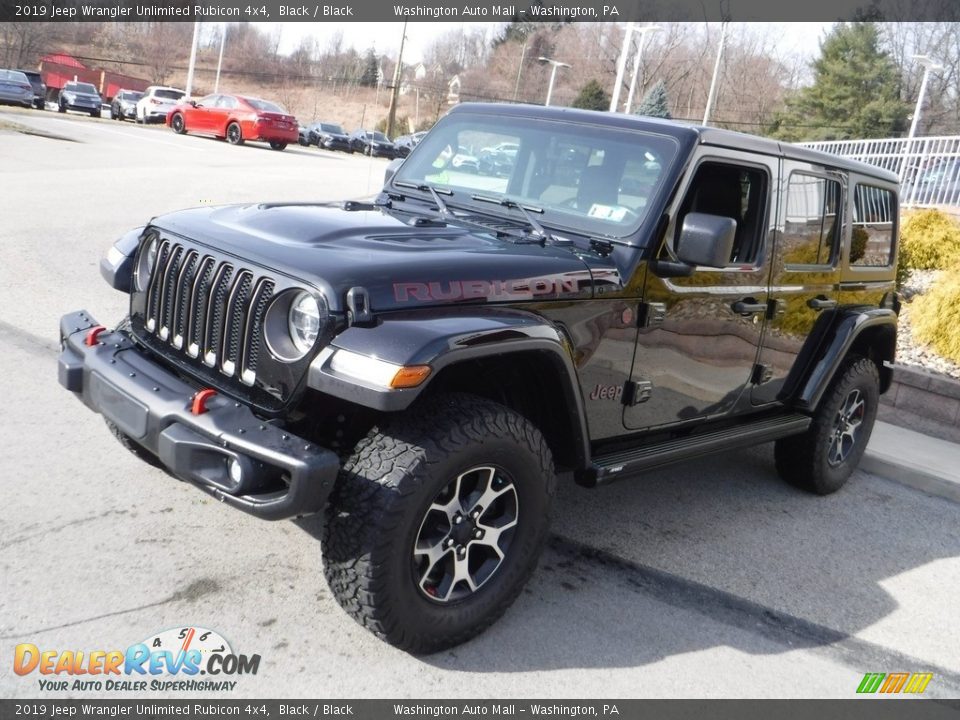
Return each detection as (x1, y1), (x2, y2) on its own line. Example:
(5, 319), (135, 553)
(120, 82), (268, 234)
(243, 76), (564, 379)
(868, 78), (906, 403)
(227, 458), (243, 487)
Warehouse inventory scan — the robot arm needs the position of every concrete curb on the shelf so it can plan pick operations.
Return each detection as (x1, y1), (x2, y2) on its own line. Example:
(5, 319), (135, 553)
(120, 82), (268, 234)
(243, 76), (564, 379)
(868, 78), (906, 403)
(862, 421), (960, 504)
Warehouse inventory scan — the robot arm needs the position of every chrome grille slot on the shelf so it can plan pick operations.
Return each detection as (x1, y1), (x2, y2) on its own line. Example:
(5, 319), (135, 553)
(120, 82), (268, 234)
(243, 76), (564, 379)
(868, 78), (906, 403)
(221, 271), (253, 377)
(203, 264), (233, 367)
(158, 245), (184, 341)
(186, 256), (216, 358)
(171, 250), (199, 349)
(145, 240), (171, 332)
(241, 279), (275, 385)
(138, 239), (284, 390)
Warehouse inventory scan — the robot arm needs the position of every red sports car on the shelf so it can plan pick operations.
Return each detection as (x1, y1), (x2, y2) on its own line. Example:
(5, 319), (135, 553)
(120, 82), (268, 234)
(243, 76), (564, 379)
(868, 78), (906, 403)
(166, 93), (299, 151)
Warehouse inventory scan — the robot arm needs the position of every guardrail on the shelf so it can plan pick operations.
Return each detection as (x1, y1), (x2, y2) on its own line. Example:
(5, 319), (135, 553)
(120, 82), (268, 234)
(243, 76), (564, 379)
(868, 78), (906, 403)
(800, 136), (960, 208)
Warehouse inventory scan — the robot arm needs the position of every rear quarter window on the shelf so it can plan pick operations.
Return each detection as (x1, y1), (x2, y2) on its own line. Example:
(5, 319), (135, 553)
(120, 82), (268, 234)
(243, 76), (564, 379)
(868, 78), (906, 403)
(851, 184), (896, 267)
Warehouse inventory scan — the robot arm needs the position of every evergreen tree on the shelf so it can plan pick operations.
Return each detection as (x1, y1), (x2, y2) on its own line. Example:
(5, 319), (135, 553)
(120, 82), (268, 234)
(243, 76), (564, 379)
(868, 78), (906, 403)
(360, 48), (379, 88)
(771, 22), (908, 141)
(571, 80), (610, 111)
(635, 80), (671, 119)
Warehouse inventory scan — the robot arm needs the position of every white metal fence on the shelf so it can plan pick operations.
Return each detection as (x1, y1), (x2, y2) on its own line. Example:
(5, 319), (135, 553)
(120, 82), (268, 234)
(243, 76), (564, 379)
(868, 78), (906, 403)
(799, 136), (960, 208)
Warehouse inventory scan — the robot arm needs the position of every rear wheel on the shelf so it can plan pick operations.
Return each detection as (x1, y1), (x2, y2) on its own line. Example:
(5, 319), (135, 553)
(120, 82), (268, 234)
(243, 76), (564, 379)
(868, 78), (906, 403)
(269, 141), (287, 151)
(171, 113), (186, 134)
(58, 102), (66, 114)
(775, 357), (880, 495)
(226, 122), (244, 145)
(323, 394), (555, 653)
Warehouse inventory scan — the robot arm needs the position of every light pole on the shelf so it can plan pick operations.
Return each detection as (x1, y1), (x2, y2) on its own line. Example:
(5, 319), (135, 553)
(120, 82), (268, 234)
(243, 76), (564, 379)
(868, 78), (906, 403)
(908, 54), (943, 139)
(702, 20), (728, 126)
(185, 21), (200, 98)
(624, 24), (661, 114)
(609, 22), (635, 112)
(538, 56), (570, 107)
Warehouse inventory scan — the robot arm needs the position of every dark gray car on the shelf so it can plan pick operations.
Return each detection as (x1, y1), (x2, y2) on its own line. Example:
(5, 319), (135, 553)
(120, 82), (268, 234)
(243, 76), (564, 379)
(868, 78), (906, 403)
(59, 81), (102, 117)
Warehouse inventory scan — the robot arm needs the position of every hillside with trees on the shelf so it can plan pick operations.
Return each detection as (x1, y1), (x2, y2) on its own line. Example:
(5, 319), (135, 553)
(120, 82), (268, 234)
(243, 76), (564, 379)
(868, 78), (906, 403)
(2, 20), (958, 139)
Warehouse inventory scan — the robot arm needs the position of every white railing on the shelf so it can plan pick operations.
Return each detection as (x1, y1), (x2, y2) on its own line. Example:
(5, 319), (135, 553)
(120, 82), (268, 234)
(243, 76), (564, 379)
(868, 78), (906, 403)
(799, 136), (960, 208)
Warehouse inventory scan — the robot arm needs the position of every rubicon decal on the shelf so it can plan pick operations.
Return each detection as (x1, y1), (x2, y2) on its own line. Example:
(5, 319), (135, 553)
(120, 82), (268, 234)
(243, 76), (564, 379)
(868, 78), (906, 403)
(14, 627), (261, 693)
(393, 276), (584, 303)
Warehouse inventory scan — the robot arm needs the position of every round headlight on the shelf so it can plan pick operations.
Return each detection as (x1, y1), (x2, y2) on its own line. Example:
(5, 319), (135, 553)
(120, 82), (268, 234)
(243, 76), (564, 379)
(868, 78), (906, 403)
(134, 235), (159, 292)
(288, 292), (321, 354)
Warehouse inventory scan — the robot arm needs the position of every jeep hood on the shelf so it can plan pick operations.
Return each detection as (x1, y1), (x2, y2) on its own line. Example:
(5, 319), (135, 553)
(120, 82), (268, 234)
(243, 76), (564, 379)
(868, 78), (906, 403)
(149, 203), (618, 313)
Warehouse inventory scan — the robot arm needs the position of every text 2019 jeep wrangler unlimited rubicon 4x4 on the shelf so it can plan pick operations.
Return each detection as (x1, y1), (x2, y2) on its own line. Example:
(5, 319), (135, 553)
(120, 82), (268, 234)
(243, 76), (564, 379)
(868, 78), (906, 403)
(59, 103), (900, 653)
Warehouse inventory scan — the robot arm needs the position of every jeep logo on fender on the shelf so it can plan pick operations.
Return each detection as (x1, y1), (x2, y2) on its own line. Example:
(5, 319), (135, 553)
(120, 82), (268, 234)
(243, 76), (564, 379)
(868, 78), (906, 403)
(393, 277), (581, 303)
(590, 384), (623, 401)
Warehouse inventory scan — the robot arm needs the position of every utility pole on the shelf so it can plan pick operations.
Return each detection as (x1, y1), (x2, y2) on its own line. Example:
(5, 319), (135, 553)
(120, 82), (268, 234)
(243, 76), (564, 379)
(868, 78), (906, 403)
(386, 20), (408, 139)
(185, 21), (200, 97)
(214, 23), (226, 93)
(513, 38), (528, 102)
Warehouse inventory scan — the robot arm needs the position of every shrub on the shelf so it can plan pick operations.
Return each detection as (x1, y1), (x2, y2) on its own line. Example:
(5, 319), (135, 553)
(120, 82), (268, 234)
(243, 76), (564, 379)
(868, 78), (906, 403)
(899, 209), (960, 272)
(912, 268), (960, 363)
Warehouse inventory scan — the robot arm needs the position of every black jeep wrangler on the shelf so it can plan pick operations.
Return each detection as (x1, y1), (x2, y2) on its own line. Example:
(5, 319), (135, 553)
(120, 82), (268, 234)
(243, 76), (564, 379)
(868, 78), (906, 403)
(59, 103), (900, 653)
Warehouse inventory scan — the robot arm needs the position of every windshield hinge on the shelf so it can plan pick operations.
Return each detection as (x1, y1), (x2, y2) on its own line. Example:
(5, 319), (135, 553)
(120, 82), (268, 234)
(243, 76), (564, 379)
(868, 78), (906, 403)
(590, 238), (615, 256)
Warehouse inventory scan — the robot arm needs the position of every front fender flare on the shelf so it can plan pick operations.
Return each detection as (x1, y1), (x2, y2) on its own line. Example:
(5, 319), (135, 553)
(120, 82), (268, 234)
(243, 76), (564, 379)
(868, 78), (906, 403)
(307, 308), (590, 466)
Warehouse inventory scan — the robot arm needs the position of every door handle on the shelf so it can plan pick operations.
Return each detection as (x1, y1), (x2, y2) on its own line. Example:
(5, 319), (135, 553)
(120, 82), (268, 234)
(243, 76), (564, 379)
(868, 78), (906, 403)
(731, 298), (767, 315)
(807, 296), (838, 310)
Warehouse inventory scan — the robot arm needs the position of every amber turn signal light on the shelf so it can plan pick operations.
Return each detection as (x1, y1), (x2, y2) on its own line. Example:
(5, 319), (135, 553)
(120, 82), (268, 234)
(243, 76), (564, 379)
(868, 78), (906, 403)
(390, 365), (432, 389)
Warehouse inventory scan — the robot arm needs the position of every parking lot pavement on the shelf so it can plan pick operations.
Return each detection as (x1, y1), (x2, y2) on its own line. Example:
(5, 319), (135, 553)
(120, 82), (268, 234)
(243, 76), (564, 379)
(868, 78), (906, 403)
(1, 110), (958, 699)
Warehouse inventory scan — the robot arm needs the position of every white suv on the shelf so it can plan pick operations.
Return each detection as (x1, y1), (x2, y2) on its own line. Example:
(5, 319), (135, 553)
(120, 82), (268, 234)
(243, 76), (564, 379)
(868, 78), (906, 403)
(135, 86), (185, 124)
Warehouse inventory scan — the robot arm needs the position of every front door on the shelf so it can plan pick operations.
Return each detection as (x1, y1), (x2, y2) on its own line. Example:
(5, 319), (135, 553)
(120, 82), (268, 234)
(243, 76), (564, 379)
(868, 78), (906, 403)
(624, 153), (779, 431)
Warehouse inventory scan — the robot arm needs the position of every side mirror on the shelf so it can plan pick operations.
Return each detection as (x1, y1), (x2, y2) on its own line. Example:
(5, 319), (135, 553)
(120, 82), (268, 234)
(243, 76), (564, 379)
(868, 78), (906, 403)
(384, 158), (404, 186)
(675, 212), (736, 268)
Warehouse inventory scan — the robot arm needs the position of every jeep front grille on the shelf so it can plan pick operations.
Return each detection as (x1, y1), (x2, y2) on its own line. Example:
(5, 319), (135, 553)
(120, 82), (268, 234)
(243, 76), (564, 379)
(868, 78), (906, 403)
(143, 239), (275, 386)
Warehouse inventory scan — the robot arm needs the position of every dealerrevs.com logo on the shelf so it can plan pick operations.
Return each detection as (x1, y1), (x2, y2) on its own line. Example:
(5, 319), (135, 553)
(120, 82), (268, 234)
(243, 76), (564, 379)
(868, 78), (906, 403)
(14, 626), (261, 692)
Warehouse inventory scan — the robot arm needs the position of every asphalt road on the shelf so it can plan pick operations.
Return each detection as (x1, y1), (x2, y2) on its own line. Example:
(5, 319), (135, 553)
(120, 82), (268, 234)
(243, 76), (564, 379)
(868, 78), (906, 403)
(1, 107), (958, 700)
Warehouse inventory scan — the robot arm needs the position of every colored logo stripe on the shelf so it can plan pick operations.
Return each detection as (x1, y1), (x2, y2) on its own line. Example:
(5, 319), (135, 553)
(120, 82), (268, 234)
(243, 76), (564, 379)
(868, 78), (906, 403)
(857, 672), (932, 694)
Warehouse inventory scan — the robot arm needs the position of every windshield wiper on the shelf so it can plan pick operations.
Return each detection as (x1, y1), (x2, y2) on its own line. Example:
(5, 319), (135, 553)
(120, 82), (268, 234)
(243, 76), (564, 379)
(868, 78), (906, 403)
(394, 181), (454, 221)
(471, 194), (557, 245)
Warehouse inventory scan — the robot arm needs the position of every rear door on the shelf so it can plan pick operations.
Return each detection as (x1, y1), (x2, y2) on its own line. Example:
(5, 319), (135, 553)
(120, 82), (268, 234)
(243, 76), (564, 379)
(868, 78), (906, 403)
(752, 160), (844, 405)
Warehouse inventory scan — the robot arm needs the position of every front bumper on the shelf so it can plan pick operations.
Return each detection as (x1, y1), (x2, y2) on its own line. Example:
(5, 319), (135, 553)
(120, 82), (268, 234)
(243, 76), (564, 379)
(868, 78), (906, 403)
(58, 310), (340, 521)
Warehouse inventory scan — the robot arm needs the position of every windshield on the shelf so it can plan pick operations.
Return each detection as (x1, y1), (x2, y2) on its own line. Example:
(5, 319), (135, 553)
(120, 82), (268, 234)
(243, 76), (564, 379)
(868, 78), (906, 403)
(245, 98), (285, 113)
(1, 70), (29, 83)
(393, 112), (678, 239)
(67, 82), (98, 94)
(371, 131), (390, 143)
(154, 89), (184, 101)
(321, 123), (345, 134)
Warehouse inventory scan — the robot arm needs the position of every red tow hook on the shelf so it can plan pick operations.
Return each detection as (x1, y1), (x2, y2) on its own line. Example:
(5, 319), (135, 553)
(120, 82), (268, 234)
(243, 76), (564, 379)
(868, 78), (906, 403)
(85, 326), (107, 346)
(191, 388), (218, 415)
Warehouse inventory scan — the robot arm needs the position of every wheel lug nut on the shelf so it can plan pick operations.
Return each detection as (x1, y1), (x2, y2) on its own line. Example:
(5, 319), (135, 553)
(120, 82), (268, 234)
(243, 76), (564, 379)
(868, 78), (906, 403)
(454, 515), (463, 525)
(445, 538), (454, 548)
(470, 509), (480, 519)
(474, 529), (483, 538)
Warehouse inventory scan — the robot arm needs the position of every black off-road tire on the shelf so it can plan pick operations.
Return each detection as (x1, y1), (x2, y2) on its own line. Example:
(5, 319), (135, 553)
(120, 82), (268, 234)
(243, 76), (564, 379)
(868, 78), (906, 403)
(104, 419), (164, 470)
(322, 393), (556, 653)
(775, 357), (880, 495)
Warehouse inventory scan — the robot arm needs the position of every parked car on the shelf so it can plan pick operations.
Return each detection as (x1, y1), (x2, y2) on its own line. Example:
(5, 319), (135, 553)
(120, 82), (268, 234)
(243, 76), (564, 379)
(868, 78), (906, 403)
(166, 93), (298, 151)
(348, 129), (398, 158)
(0, 69), (34, 108)
(110, 89), (143, 121)
(308, 122), (352, 153)
(393, 131), (427, 158)
(62, 102), (901, 654)
(58, 81), (102, 117)
(16, 69), (46, 109)
(902, 157), (960, 205)
(136, 86), (185, 124)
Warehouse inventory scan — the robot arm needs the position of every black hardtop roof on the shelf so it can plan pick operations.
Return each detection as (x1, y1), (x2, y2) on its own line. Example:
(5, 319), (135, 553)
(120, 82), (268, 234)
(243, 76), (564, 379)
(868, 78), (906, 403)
(449, 103), (900, 186)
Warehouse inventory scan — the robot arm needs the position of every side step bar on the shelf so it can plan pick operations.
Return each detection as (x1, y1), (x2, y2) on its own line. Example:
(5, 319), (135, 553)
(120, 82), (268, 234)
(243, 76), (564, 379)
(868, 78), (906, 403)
(590, 413), (811, 485)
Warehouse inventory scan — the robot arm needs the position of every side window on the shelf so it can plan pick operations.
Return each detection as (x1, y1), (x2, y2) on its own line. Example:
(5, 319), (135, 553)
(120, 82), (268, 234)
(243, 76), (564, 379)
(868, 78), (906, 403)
(216, 96), (237, 110)
(676, 162), (768, 266)
(783, 173), (842, 268)
(851, 185), (896, 267)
